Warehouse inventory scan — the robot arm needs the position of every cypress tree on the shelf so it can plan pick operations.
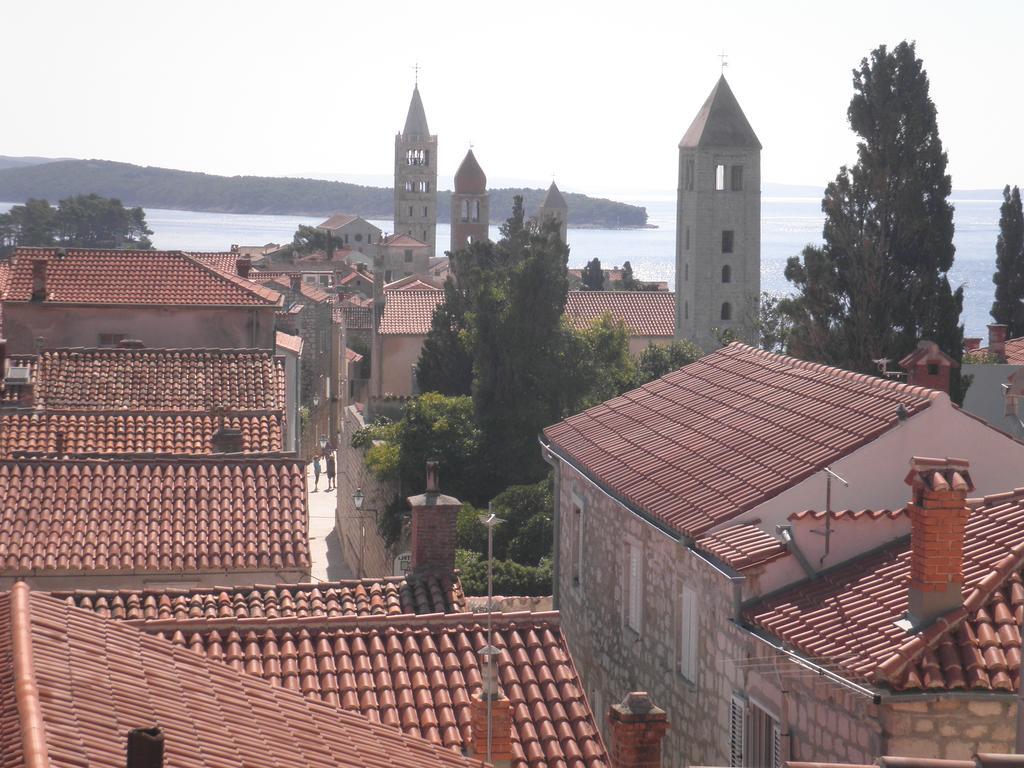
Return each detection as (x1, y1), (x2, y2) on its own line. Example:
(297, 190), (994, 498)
(992, 185), (1024, 336)
(580, 257), (605, 290)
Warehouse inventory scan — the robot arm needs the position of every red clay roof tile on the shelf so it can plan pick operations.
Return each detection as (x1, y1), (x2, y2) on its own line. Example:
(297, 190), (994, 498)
(0, 457), (309, 575)
(0, 585), (481, 768)
(695, 523), (787, 571)
(379, 289), (444, 336)
(544, 344), (938, 537)
(252, 271), (334, 303)
(3, 247), (282, 306)
(564, 291), (676, 337)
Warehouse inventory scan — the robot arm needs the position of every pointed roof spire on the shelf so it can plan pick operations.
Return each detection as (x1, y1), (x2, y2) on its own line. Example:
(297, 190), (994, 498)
(541, 181), (567, 210)
(454, 149), (486, 194)
(679, 75), (761, 150)
(402, 84), (430, 140)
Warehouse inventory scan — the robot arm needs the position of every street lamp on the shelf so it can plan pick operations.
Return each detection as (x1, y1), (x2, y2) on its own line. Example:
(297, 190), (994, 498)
(319, 435), (328, 452)
(352, 488), (365, 511)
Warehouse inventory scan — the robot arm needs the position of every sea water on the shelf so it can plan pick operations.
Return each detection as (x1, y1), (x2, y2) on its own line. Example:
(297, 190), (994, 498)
(0, 196), (1004, 339)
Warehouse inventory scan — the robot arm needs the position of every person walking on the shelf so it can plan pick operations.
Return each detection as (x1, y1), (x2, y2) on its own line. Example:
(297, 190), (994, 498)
(311, 455), (322, 492)
(325, 451), (336, 491)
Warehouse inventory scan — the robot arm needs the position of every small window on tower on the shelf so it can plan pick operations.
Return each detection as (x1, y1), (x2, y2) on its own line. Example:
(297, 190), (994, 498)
(404, 181), (414, 192)
(408, 206), (413, 217)
(685, 226), (690, 251)
(685, 300), (689, 319)
(721, 302), (732, 321)
(715, 164), (726, 191)
(722, 230), (734, 253)
(472, 200), (480, 222)
(731, 165), (744, 191)
(423, 206), (428, 217)
(404, 249), (413, 263)
(460, 200), (469, 222)
(722, 265), (731, 283)
(685, 157), (695, 191)
(684, 263), (689, 281)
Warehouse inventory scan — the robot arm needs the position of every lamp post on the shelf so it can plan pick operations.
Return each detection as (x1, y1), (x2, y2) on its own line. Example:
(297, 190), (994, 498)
(479, 506), (504, 764)
(351, 488), (376, 578)
(319, 435), (328, 453)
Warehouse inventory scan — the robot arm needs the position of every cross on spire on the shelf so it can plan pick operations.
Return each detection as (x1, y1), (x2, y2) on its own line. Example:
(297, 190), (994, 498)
(413, 62), (420, 85)
(719, 51), (728, 73)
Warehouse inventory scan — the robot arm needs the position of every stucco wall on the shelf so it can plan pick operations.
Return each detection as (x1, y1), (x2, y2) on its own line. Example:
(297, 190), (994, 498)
(3, 304), (276, 353)
(380, 335), (426, 397)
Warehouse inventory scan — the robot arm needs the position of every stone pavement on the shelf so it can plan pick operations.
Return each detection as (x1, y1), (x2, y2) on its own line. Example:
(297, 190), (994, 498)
(306, 453), (352, 582)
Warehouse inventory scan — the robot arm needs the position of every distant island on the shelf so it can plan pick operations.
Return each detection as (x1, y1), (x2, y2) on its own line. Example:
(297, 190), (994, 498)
(0, 157), (649, 229)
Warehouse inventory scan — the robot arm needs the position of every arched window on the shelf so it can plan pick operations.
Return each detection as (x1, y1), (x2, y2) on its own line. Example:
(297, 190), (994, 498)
(721, 265), (731, 283)
(460, 200), (469, 222)
(720, 302), (732, 321)
(472, 200), (480, 222)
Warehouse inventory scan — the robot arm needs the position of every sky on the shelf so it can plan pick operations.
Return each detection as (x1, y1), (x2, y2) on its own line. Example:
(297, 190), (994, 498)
(3, 1), (1020, 198)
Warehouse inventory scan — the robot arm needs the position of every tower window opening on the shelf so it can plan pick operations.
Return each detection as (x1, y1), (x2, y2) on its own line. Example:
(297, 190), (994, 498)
(685, 157), (695, 191)
(721, 265), (731, 283)
(684, 263), (689, 281)
(472, 200), (480, 222)
(715, 164), (726, 191)
(408, 206), (413, 217)
(406, 149), (429, 166)
(460, 200), (469, 222)
(404, 181), (414, 192)
(721, 302), (732, 321)
(416, 180), (430, 192)
(722, 230), (734, 254)
(423, 206), (428, 217)
(685, 300), (689, 320)
(685, 226), (690, 251)
(731, 165), (743, 191)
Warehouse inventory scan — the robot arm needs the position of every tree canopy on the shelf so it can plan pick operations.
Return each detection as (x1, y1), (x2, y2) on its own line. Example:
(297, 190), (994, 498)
(580, 257), (605, 290)
(0, 194), (152, 255)
(781, 41), (964, 397)
(992, 185), (1024, 336)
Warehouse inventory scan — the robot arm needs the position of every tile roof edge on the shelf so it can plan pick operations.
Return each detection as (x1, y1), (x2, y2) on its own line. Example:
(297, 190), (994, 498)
(0, 454), (303, 466)
(37, 346), (282, 355)
(125, 608), (561, 633)
(787, 509), (906, 522)
(10, 582), (49, 768)
(185, 252), (284, 306)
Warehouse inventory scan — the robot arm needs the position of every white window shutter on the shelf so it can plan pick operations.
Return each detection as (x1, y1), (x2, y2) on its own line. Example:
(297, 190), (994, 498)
(628, 544), (642, 631)
(681, 587), (698, 681)
(729, 695), (746, 768)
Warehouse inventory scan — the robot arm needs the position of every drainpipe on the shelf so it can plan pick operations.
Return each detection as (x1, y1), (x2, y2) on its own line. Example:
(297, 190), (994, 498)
(539, 436), (561, 610)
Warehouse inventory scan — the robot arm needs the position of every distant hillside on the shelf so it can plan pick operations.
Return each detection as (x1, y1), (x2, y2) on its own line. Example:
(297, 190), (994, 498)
(0, 159), (649, 228)
(0, 155), (65, 171)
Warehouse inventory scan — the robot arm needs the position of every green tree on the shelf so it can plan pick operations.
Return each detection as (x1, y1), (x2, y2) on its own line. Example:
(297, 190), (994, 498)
(0, 198), (57, 253)
(619, 260), (638, 290)
(54, 194), (152, 249)
(992, 185), (1024, 336)
(635, 339), (703, 385)
(580, 257), (605, 290)
(416, 277), (474, 396)
(562, 314), (636, 410)
(757, 292), (793, 354)
(782, 41), (964, 398)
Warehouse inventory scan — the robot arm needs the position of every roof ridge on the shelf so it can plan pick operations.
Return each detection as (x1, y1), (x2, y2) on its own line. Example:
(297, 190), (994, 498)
(10, 583), (48, 768)
(183, 252), (283, 306)
(0, 454), (302, 467)
(51, 575), (436, 598)
(40, 345), (279, 355)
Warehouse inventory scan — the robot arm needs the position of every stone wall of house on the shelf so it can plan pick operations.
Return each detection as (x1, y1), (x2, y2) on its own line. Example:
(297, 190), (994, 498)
(880, 698), (1017, 758)
(336, 405), (401, 577)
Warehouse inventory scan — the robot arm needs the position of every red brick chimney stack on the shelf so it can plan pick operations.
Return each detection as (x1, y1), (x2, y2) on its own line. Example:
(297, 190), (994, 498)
(608, 692), (669, 768)
(31, 260), (47, 302)
(468, 651), (514, 767)
(289, 273), (302, 293)
(964, 337), (982, 354)
(904, 457), (974, 627)
(235, 257), (252, 279)
(988, 324), (1008, 362)
(898, 340), (958, 395)
(407, 460), (461, 573)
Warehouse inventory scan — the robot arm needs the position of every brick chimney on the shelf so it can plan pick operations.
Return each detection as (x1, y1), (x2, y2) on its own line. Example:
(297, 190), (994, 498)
(235, 257), (252, 279)
(898, 340), (958, 395)
(608, 692), (669, 768)
(468, 650), (514, 767)
(988, 324), (1008, 362)
(31, 260), (47, 302)
(407, 460), (460, 573)
(290, 273), (303, 293)
(964, 337), (982, 354)
(904, 457), (974, 627)
(211, 426), (244, 454)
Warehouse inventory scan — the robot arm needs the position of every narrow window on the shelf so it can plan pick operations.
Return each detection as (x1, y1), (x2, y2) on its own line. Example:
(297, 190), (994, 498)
(404, 249), (413, 263)
(685, 226), (690, 251)
(423, 206), (428, 217)
(749, 702), (783, 768)
(715, 163), (726, 191)
(460, 200), (469, 222)
(684, 263), (689, 282)
(404, 180), (413, 192)
(928, 363), (939, 375)
(344, 234), (349, 244)
(721, 265), (731, 283)
(680, 587), (698, 681)
(627, 543), (642, 632)
(684, 300), (689, 320)
(685, 157), (695, 191)
(572, 504), (584, 588)
(472, 200), (480, 222)
(721, 302), (732, 321)
(384, 270), (393, 282)
(722, 230), (734, 253)
(408, 205), (413, 217)
(731, 165), (744, 191)
(423, 229), (427, 241)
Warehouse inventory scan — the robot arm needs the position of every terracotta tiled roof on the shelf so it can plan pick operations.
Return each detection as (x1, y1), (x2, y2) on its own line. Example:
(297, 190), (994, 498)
(972, 337), (1024, 364)
(55, 573), (466, 621)
(379, 289), (444, 335)
(0, 457), (309, 575)
(23, 347), (285, 411)
(746, 487), (1024, 691)
(188, 250), (244, 274)
(0, 585), (480, 768)
(0, 411), (282, 457)
(0, 261), (8, 335)
(788, 508), (905, 522)
(382, 233), (429, 248)
(318, 213), (359, 230)
(338, 270), (371, 287)
(276, 330), (303, 355)
(694, 523), (787, 571)
(252, 271), (334, 303)
(118, 609), (608, 767)
(386, 274), (443, 291)
(3, 247), (282, 306)
(337, 301), (374, 330)
(564, 291), (676, 336)
(544, 344), (938, 538)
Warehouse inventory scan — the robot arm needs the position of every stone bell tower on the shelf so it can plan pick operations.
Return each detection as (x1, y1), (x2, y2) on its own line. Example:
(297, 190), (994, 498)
(395, 83), (438, 256)
(675, 75), (761, 351)
(450, 148), (489, 252)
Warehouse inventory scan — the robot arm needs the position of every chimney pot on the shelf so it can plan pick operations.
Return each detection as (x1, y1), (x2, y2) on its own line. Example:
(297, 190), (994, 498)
(469, 684), (514, 767)
(904, 457), (974, 627)
(127, 727), (164, 768)
(426, 459), (439, 493)
(608, 691), (669, 768)
(964, 337), (982, 353)
(236, 257), (252, 279)
(988, 324), (1008, 361)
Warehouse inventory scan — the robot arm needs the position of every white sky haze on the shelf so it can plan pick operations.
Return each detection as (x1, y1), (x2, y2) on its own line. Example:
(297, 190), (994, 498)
(2, 0), (1019, 196)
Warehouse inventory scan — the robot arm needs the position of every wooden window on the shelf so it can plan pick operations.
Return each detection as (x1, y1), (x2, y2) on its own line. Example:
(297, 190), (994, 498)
(749, 701), (782, 768)
(680, 587), (698, 681)
(731, 165), (744, 191)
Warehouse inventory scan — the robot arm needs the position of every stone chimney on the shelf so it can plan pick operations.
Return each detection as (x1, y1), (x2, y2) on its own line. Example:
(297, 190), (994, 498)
(904, 457), (974, 627)
(988, 324), (1008, 362)
(964, 337), (982, 354)
(898, 340), (958, 395)
(235, 257), (252, 279)
(290, 273), (303, 293)
(211, 426), (244, 454)
(608, 692), (669, 768)
(468, 651), (514, 768)
(31, 260), (47, 302)
(407, 460), (461, 573)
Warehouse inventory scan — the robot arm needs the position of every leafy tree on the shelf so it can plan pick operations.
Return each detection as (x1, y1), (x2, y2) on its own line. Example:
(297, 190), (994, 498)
(456, 550), (552, 596)
(0, 195), (151, 255)
(580, 257), (605, 290)
(992, 185), (1024, 336)
(757, 292), (793, 353)
(635, 339), (703, 385)
(619, 260), (638, 290)
(416, 277), (473, 396)
(562, 314), (636, 410)
(782, 41), (964, 398)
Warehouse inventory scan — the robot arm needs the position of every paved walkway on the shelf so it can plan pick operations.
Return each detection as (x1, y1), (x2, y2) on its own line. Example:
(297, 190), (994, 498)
(306, 454), (352, 582)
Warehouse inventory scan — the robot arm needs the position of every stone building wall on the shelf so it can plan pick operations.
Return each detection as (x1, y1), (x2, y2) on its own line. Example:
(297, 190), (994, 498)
(880, 698), (1017, 758)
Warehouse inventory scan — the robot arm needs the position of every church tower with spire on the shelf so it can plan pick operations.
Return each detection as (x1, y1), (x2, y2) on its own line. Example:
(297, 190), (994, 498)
(451, 148), (489, 252)
(394, 83), (438, 256)
(537, 181), (568, 244)
(675, 75), (761, 351)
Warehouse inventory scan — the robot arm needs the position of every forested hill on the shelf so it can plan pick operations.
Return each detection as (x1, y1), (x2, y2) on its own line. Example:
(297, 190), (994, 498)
(0, 159), (649, 228)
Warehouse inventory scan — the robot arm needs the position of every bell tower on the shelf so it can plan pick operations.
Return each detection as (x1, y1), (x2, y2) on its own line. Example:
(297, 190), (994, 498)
(395, 83), (438, 256)
(450, 149), (489, 252)
(675, 75), (761, 351)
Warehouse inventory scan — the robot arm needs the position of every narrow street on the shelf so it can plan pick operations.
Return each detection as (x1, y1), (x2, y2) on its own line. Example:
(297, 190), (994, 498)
(306, 454), (352, 582)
